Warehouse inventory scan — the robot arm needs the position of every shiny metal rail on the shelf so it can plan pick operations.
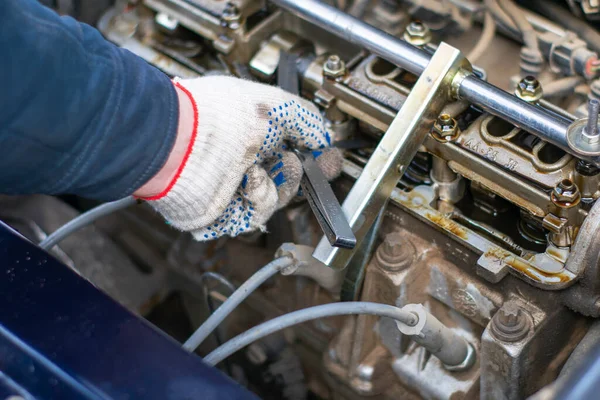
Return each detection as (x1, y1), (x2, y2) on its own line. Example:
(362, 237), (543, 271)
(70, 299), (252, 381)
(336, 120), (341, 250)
(271, 0), (430, 74)
(270, 0), (596, 163)
(459, 76), (573, 151)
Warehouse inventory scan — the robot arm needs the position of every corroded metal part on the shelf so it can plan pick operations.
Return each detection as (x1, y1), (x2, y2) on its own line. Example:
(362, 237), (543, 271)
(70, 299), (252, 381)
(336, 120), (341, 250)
(314, 43), (471, 270)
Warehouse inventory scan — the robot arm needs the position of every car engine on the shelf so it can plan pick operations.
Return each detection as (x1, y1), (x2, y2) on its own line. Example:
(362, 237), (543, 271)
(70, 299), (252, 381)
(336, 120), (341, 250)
(13, 0), (600, 398)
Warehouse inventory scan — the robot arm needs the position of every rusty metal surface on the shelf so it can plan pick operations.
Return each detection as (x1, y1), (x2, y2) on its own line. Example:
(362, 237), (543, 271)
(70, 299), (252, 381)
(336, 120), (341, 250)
(314, 43), (471, 270)
(342, 159), (577, 289)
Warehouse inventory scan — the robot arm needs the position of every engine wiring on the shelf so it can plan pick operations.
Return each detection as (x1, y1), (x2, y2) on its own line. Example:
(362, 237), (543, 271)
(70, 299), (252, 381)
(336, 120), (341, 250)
(467, 11), (496, 63)
(38, 196), (138, 251)
(183, 256), (296, 352)
(202, 302), (418, 366)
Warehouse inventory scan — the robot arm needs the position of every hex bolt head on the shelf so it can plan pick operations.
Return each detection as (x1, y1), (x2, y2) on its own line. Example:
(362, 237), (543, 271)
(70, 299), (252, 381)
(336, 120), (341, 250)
(431, 114), (460, 143)
(403, 21), (432, 46)
(551, 178), (581, 207)
(222, 2), (242, 29)
(323, 55), (347, 80)
(375, 232), (416, 271)
(515, 75), (543, 103)
(491, 303), (531, 342)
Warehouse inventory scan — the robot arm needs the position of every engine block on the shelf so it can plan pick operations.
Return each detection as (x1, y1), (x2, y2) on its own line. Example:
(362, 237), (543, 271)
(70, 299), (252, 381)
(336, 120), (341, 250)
(46, 0), (600, 398)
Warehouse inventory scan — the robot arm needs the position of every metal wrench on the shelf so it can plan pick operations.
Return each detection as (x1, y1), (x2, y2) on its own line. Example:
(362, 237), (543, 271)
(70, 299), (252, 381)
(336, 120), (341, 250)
(292, 149), (356, 249)
(278, 50), (355, 249)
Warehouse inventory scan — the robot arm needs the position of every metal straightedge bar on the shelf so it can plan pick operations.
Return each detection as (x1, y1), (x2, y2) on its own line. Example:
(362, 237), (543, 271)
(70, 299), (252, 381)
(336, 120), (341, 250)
(270, 0), (598, 165)
(313, 43), (470, 269)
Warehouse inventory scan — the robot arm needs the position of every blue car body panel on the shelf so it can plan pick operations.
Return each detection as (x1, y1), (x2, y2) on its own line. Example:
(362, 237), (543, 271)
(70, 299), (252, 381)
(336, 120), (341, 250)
(0, 222), (256, 399)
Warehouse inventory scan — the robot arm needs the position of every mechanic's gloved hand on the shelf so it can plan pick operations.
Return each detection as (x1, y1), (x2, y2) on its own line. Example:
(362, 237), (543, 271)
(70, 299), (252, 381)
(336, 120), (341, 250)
(143, 76), (342, 240)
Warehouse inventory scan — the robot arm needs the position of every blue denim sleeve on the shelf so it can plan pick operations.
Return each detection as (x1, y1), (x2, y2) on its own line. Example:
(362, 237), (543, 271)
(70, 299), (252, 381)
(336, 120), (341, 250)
(0, 0), (178, 200)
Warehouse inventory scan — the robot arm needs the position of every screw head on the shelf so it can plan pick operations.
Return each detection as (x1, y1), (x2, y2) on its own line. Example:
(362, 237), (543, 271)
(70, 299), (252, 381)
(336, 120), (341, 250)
(515, 76), (543, 102)
(431, 114), (459, 143)
(551, 179), (581, 206)
(375, 232), (416, 271)
(403, 21), (432, 46)
(222, 2), (242, 29)
(498, 307), (519, 326)
(491, 303), (531, 342)
(323, 55), (346, 79)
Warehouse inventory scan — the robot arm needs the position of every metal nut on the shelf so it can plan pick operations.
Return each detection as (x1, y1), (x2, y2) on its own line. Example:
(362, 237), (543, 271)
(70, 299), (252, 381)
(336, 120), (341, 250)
(323, 55), (346, 79)
(375, 232), (416, 271)
(515, 75), (543, 103)
(551, 179), (581, 206)
(444, 342), (476, 372)
(491, 303), (531, 342)
(431, 114), (459, 143)
(222, 2), (242, 29)
(403, 21), (432, 46)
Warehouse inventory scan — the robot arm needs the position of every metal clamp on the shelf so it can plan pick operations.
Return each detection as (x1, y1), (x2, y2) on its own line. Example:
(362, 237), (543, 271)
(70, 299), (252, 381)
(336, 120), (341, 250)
(312, 42), (471, 269)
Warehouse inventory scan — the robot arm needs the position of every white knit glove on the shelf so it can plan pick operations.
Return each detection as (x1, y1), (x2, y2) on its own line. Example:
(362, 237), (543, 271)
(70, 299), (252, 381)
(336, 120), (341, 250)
(147, 76), (342, 240)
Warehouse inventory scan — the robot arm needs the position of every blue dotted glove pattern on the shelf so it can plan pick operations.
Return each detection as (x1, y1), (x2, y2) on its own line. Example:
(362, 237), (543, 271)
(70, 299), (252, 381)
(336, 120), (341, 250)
(254, 100), (331, 164)
(195, 99), (332, 240)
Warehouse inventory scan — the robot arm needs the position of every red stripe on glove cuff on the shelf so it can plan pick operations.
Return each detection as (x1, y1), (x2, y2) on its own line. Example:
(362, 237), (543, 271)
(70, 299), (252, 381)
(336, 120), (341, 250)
(142, 82), (199, 201)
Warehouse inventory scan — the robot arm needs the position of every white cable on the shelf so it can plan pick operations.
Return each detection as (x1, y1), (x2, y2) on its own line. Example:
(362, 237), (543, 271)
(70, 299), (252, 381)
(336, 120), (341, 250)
(497, 0), (539, 52)
(467, 11), (496, 63)
(182, 257), (295, 352)
(39, 196), (137, 250)
(543, 76), (584, 97)
(203, 302), (418, 366)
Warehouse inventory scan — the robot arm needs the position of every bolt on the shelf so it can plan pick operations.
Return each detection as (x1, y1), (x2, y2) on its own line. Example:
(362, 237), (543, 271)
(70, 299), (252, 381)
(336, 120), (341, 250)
(431, 114), (459, 143)
(222, 2), (241, 29)
(515, 75), (543, 103)
(403, 21), (432, 46)
(491, 303), (531, 342)
(497, 307), (519, 326)
(323, 55), (346, 79)
(583, 99), (600, 144)
(375, 232), (415, 271)
(408, 21), (425, 33)
(326, 55), (342, 71)
(551, 178), (581, 206)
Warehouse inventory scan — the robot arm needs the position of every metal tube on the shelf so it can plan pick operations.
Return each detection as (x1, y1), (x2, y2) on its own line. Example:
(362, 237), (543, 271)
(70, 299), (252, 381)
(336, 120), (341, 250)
(270, 0), (430, 75)
(271, 0), (600, 163)
(458, 75), (573, 152)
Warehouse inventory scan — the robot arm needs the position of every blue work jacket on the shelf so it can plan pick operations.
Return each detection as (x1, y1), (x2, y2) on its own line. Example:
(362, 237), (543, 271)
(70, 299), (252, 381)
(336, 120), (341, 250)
(0, 0), (178, 200)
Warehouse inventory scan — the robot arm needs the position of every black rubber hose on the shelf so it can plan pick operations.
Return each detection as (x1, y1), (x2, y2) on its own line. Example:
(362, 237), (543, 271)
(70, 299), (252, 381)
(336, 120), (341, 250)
(520, 0), (600, 54)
